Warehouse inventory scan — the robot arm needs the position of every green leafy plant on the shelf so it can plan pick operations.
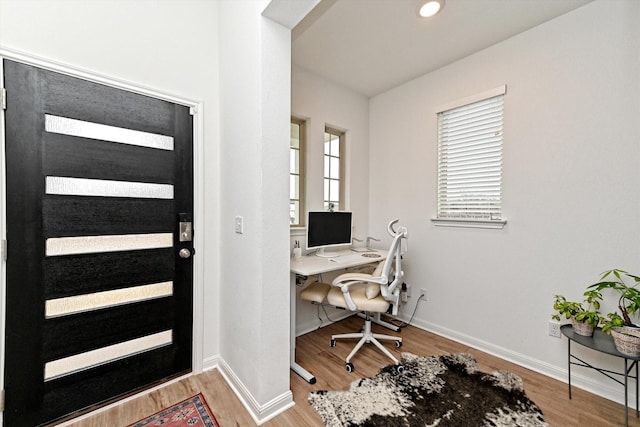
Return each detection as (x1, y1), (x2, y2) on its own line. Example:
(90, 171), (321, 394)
(600, 312), (625, 334)
(552, 289), (602, 327)
(587, 269), (640, 328)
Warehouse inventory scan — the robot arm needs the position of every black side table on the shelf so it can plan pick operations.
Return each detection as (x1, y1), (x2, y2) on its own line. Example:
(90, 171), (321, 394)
(561, 324), (640, 426)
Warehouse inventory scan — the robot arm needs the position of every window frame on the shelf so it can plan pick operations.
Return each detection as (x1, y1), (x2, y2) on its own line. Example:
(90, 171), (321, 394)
(323, 126), (345, 211)
(432, 86), (507, 229)
(290, 117), (306, 227)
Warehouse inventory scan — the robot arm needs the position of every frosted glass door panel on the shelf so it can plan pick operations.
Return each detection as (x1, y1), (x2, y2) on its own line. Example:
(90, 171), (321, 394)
(44, 330), (173, 381)
(45, 114), (174, 151)
(46, 176), (174, 199)
(46, 233), (173, 256)
(45, 282), (174, 318)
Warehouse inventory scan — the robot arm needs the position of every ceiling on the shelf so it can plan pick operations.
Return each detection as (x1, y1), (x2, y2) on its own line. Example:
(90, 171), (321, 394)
(292, 0), (593, 97)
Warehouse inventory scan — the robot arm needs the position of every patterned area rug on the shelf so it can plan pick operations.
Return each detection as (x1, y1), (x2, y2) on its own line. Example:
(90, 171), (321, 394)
(127, 393), (220, 427)
(309, 352), (548, 427)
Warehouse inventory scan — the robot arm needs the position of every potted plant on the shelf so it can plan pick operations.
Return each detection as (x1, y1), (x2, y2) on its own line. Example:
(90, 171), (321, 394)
(552, 289), (602, 336)
(588, 269), (640, 356)
(588, 269), (640, 327)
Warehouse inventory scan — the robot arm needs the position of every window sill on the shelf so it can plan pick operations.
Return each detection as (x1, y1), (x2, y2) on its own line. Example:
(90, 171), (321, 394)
(431, 218), (507, 229)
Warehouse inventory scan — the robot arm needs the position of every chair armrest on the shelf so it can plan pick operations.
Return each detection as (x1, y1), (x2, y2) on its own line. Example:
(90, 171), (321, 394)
(332, 272), (385, 286)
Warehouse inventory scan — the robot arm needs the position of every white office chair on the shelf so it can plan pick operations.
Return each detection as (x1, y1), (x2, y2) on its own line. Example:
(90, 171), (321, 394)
(327, 219), (408, 372)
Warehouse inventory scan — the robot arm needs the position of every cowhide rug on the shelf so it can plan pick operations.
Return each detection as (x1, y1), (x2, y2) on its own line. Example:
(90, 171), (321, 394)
(308, 352), (548, 427)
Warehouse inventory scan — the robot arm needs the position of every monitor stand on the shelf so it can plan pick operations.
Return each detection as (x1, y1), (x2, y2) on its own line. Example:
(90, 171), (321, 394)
(315, 247), (338, 258)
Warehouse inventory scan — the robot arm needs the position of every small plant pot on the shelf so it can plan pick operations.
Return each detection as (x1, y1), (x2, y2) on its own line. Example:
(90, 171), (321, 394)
(611, 327), (640, 357)
(571, 317), (595, 336)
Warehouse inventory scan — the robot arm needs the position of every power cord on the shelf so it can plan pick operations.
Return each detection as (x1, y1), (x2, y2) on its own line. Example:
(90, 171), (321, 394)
(320, 303), (342, 325)
(309, 301), (344, 330)
(315, 303), (324, 329)
(386, 293), (425, 329)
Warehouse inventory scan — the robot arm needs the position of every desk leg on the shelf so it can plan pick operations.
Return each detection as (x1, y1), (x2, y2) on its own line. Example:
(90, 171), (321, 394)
(290, 274), (316, 384)
(568, 339), (572, 399)
(291, 359), (316, 384)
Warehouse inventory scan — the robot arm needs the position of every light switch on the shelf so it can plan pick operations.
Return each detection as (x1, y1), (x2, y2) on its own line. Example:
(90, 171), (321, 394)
(235, 215), (244, 234)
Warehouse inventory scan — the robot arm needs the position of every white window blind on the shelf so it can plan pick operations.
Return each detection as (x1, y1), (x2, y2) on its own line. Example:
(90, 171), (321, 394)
(437, 91), (504, 221)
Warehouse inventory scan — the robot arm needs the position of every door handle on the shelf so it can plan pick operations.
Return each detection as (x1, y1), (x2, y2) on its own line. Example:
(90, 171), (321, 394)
(179, 248), (191, 259)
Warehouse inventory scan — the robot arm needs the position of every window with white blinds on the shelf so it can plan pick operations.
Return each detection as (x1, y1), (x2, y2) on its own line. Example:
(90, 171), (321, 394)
(436, 86), (506, 226)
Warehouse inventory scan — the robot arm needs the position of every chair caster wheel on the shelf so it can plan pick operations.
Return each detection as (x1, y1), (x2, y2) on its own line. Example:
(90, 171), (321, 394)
(396, 364), (404, 374)
(395, 340), (402, 348)
(330, 339), (336, 347)
(346, 362), (355, 372)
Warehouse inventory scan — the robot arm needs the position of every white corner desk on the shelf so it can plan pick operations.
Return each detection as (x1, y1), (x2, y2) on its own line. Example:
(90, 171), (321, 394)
(290, 249), (388, 383)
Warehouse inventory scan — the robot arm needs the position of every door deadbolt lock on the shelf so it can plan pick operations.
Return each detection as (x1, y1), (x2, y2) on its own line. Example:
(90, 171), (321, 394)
(179, 248), (191, 258)
(179, 213), (192, 242)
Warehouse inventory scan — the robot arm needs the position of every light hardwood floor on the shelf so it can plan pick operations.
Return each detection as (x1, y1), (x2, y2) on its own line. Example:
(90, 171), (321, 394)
(67, 315), (640, 426)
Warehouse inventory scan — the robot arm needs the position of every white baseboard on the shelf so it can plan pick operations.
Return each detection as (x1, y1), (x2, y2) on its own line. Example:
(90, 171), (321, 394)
(407, 317), (635, 407)
(300, 309), (635, 408)
(216, 357), (294, 425)
(203, 354), (219, 371)
(53, 319), (634, 427)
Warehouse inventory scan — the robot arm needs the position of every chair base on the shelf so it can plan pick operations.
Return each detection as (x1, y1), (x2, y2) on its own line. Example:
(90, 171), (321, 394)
(357, 311), (401, 332)
(331, 317), (401, 366)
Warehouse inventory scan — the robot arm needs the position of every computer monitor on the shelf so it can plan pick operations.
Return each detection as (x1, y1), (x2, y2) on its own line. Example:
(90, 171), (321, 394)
(307, 211), (353, 257)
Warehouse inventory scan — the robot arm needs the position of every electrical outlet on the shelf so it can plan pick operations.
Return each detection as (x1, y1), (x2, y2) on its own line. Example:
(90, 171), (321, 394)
(548, 320), (561, 338)
(400, 290), (408, 303)
(419, 288), (427, 300)
(406, 285), (412, 298)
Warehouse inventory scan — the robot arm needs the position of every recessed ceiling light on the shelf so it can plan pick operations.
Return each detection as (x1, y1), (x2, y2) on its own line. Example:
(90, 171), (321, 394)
(417, 0), (445, 18)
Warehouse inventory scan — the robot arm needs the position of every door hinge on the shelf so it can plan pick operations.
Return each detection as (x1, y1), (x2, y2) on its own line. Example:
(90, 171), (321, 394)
(2, 240), (6, 261)
(0, 389), (5, 412)
(1, 88), (6, 110)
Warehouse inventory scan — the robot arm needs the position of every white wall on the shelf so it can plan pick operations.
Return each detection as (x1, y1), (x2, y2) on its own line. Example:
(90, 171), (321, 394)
(291, 66), (371, 333)
(292, 65), (371, 229)
(369, 0), (640, 403)
(217, 0), (294, 420)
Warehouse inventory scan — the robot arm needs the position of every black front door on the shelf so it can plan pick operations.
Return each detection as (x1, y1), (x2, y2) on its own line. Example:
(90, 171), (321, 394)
(2, 59), (194, 426)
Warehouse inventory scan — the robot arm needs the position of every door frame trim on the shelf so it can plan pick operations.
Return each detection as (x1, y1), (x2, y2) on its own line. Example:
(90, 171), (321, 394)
(0, 47), (205, 418)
